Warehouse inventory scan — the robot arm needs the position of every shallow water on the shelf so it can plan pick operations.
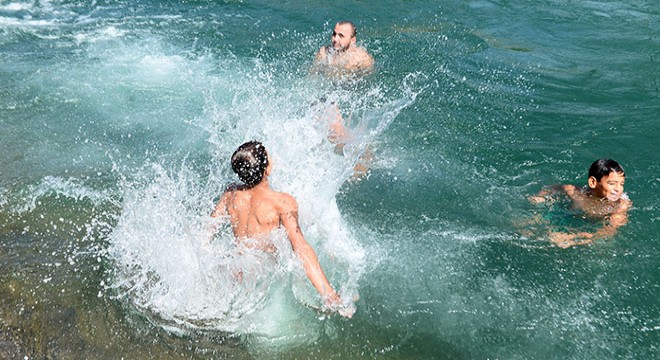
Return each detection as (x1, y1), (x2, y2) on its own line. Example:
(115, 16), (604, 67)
(1, 0), (659, 359)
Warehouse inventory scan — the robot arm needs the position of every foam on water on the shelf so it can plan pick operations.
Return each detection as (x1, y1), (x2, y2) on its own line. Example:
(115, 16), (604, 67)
(9, 176), (113, 214)
(0, 2), (32, 12)
(0, 0), (76, 28)
(73, 26), (126, 44)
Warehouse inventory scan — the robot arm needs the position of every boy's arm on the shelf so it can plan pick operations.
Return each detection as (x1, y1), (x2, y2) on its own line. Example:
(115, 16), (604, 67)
(210, 192), (229, 218)
(529, 184), (575, 204)
(279, 196), (342, 305)
(584, 199), (631, 239)
(205, 192), (231, 237)
(550, 199), (631, 248)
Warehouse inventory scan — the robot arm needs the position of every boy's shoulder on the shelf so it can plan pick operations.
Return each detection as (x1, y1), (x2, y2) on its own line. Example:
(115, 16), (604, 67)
(271, 191), (298, 212)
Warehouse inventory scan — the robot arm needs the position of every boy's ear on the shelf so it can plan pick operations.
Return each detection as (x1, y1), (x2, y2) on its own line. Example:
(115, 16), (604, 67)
(587, 176), (598, 189)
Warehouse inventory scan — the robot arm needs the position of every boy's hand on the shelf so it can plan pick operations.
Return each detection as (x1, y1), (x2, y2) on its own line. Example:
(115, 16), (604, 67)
(325, 292), (355, 318)
(549, 232), (577, 248)
(338, 303), (356, 318)
(529, 188), (559, 204)
(528, 195), (546, 204)
(550, 232), (594, 248)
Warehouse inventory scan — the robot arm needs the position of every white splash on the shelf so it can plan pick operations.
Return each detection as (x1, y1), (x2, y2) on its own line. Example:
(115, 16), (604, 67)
(104, 43), (419, 345)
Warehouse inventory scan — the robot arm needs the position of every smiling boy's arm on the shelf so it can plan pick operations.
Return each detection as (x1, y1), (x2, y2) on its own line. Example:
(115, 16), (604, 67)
(529, 184), (576, 204)
(549, 199), (631, 248)
(588, 198), (631, 238)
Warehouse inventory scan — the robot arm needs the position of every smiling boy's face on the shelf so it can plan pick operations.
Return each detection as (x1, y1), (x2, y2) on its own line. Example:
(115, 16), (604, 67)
(588, 171), (625, 201)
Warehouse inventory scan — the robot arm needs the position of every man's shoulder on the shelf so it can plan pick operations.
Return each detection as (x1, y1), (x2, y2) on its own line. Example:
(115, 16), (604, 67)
(355, 45), (371, 55)
(355, 45), (373, 57)
(351, 46), (374, 68)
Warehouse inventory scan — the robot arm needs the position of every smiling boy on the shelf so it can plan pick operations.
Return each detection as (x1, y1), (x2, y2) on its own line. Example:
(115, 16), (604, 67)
(529, 158), (632, 248)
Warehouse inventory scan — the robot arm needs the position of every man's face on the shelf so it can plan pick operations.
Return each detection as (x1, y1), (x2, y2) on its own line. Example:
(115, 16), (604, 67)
(589, 171), (625, 201)
(331, 23), (355, 51)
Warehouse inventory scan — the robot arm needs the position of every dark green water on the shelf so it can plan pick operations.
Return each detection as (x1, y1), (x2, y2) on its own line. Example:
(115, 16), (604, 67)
(1, 1), (659, 358)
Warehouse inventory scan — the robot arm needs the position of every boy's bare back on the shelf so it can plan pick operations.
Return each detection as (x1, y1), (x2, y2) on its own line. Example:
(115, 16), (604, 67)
(210, 141), (353, 317)
(213, 184), (296, 242)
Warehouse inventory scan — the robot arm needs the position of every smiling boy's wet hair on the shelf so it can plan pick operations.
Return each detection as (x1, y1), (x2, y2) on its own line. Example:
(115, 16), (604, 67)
(588, 158), (625, 181)
(231, 141), (269, 187)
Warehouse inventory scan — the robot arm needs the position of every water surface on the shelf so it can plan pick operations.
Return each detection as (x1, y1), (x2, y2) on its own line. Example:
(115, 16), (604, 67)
(1, 0), (659, 358)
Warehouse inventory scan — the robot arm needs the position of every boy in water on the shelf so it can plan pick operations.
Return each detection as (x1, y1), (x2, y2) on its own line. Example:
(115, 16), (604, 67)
(211, 141), (353, 317)
(529, 158), (631, 248)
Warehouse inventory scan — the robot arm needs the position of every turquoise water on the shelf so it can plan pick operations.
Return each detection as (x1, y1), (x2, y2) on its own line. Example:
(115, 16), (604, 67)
(1, 0), (659, 358)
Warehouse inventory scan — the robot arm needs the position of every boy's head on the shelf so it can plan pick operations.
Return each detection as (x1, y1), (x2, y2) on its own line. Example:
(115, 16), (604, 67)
(587, 158), (625, 201)
(231, 141), (269, 187)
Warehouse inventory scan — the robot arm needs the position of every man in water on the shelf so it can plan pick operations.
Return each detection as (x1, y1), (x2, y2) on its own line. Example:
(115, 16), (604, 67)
(529, 158), (632, 248)
(211, 141), (354, 317)
(314, 20), (374, 71)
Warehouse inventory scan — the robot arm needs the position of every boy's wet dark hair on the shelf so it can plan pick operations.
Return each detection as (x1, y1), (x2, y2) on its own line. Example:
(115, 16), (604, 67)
(588, 158), (625, 181)
(231, 141), (269, 187)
